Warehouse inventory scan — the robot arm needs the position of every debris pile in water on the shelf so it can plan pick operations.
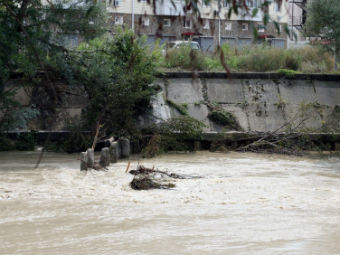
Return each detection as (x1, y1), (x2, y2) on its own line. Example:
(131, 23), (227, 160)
(129, 165), (201, 190)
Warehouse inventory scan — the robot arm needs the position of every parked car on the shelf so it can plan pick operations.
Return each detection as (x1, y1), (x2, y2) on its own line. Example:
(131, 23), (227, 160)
(162, 40), (201, 55)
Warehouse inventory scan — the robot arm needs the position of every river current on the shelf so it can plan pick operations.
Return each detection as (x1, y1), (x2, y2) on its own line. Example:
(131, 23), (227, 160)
(0, 151), (339, 255)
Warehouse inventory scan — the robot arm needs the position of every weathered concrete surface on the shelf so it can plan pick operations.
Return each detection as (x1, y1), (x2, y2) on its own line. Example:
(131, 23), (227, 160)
(120, 138), (130, 158)
(86, 149), (94, 168)
(109, 141), (119, 163)
(80, 152), (87, 171)
(5, 72), (340, 133)
(155, 73), (340, 132)
(100, 147), (110, 167)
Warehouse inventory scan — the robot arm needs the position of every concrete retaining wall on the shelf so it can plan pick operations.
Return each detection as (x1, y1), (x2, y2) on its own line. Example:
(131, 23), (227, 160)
(5, 72), (340, 133)
(150, 72), (340, 132)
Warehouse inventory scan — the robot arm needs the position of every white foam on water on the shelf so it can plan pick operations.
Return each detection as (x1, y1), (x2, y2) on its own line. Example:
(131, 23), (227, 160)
(0, 151), (339, 255)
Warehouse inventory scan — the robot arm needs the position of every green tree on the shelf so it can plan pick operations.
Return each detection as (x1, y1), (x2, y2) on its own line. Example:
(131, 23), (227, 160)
(305, 0), (340, 70)
(0, 0), (106, 130)
(70, 30), (159, 136)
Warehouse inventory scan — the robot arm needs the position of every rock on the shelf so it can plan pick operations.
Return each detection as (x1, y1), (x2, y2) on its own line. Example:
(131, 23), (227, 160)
(130, 175), (175, 190)
(109, 141), (119, 163)
(80, 152), (87, 171)
(100, 147), (110, 167)
(86, 148), (94, 168)
(120, 138), (130, 158)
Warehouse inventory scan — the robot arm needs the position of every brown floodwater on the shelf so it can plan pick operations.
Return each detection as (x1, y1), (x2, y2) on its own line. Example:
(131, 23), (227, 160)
(0, 151), (339, 255)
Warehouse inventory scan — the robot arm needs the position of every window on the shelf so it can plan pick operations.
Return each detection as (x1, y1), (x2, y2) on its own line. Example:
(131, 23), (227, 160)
(183, 18), (192, 28)
(109, 0), (121, 7)
(242, 23), (248, 30)
(203, 0), (210, 7)
(223, 0), (229, 8)
(203, 20), (210, 30)
(225, 22), (232, 31)
(115, 16), (123, 25)
(143, 17), (150, 26)
(246, 0), (258, 8)
(258, 24), (265, 32)
(163, 19), (171, 27)
(273, 0), (281, 12)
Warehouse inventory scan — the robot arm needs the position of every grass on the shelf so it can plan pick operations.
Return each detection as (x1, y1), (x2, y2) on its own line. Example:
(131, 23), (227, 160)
(154, 44), (338, 74)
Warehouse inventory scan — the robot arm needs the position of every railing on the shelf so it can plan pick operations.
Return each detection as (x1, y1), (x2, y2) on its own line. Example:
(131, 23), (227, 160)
(155, 0), (185, 16)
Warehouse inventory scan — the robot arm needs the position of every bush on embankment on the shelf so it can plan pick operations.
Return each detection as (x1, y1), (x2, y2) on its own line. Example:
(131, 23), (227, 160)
(156, 44), (335, 73)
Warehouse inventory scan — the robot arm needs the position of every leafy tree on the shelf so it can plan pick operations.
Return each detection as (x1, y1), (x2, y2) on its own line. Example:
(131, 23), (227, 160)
(0, 0), (106, 130)
(70, 30), (159, 136)
(305, 0), (340, 70)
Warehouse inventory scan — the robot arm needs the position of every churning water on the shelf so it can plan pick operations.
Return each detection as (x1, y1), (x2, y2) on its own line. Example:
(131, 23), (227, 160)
(0, 151), (339, 255)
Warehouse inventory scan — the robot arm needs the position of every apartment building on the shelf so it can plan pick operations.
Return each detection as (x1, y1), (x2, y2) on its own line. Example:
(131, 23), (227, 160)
(287, 0), (309, 48)
(107, 0), (290, 51)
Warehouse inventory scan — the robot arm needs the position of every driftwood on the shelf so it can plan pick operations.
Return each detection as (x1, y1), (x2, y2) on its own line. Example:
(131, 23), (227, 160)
(129, 165), (201, 190)
(236, 118), (313, 155)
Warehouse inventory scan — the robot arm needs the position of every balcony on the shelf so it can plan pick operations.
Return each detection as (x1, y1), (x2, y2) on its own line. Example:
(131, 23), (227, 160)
(155, 0), (185, 16)
(236, 8), (263, 22)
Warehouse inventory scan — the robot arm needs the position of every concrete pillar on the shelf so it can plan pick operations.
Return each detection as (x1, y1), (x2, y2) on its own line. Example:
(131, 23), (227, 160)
(100, 147), (110, 167)
(194, 141), (201, 151)
(335, 143), (340, 151)
(120, 138), (130, 158)
(109, 141), (119, 163)
(86, 148), (94, 168)
(80, 152), (88, 171)
(117, 140), (122, 159)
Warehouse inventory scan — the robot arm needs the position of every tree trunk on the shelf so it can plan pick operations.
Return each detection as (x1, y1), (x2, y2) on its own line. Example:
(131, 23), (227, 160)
(335, 50), (338, 71)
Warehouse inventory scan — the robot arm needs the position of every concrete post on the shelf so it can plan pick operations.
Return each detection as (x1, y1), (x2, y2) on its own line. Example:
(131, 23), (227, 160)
(80, 152), (88, 171)
(120, 138), (130, 158)
(117, 140), (122, 159)
(109, 141), (119, 163)
(86, 148), (94, 169)
(100, 147), (110, 167)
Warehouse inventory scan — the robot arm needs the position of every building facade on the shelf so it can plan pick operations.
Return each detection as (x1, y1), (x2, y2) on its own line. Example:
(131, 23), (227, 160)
(107, 0), (290, 51)
(287, 0), (309, 48)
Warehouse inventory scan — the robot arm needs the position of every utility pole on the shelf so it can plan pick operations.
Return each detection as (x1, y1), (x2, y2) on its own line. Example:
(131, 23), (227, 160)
(131, 0), (134, 32)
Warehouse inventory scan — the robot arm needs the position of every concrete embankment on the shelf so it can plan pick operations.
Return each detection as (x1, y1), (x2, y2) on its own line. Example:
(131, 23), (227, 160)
(150, 72), (340, 133)
(4, 72), (340, 149)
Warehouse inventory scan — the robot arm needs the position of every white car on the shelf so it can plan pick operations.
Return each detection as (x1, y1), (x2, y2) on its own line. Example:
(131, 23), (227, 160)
(162, 40), (201, 55)
(167, 40), (201, 50)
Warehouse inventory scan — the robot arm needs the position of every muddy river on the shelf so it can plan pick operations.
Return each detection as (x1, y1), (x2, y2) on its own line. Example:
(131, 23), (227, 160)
(0, 151), (339, 255)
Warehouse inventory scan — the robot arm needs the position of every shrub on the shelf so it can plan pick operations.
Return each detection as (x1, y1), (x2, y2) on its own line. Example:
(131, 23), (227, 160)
(71, 29), (159, 136)
(164, 46), (208, 70)
(208, 110), (242, 130)
(237, 47), (287, 72)
(296, 46), (334, 73)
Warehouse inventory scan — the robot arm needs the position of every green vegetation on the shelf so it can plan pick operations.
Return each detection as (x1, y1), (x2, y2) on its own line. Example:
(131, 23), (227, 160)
(274, 96), (287, 110)
(208, 110), (241, 130)
(142, 116), (205, 157)
(71, 30), (159, 136)
(156, 45), (335, 73)
(207, 103), (241, 131)
(166, 100), (189, 116)
(0, 0), (106, 133)
(305, 0), (340, 71)
(0, 133), (36, 151)
(164, 45), (207, 70)
(277, 69), (302, 77)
